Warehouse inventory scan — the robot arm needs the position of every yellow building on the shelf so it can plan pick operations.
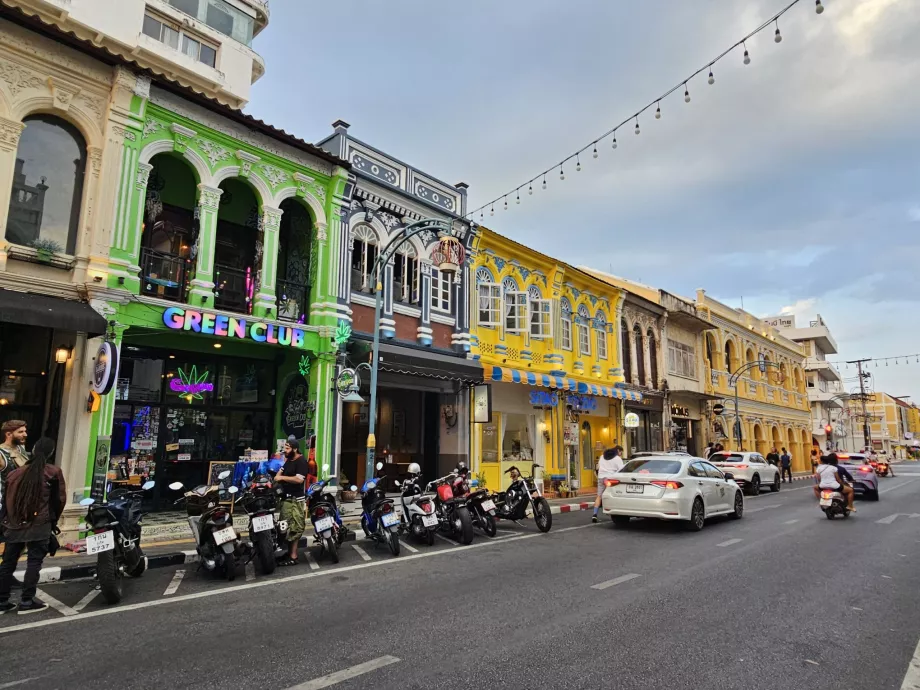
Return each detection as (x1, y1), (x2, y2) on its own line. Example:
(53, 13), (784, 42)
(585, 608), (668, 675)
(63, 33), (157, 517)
(470, 228), (640, 494)
(845, 392), (905, 457)
(696, 290), (812, 473)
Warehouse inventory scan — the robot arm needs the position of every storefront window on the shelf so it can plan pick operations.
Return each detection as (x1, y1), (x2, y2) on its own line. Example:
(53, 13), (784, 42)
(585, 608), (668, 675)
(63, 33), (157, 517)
(481, 418), (499, 463)
(0, 324), (51, 431)
(502, 413), (534, 462)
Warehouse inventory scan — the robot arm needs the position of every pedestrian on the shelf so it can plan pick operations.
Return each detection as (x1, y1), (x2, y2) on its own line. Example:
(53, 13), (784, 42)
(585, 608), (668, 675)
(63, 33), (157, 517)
(0, 437), (64, 614)
(703, 442), (714, 460)
(766, 447), (780, 466)
(810, 448), (819, 474)
(780, 447), (792, 482)
(0, 420), (29, 514)
(274, 438), (308, 566)
(593, 446), (624, 523)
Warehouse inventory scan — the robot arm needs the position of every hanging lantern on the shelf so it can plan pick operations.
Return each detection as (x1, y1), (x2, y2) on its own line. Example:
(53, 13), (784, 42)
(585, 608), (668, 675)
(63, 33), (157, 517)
(431, 235), (465, 276)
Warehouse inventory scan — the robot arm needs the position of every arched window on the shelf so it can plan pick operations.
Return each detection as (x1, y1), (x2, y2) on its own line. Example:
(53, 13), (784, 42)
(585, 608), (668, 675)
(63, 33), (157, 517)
(476, 267), (500, 327)
(746, 348), (759, 380)
(724, 339), (736, 374)
(594, 311), (608, 360)
(503, 277), (526, 333)
(277, 198), (313, 323)
(560, 297), (573, 350)
(621, 319), (631, 381)
(528, 285), (551, 338)
(634, 324), (646, 385)
(6, 115), (87, 255)
(393, 243), (419, 305)
(706, 333), (717, 370)
(351, 225), (377, 293)
(647, 329), (658, 389)
(576, 305), (591, 358)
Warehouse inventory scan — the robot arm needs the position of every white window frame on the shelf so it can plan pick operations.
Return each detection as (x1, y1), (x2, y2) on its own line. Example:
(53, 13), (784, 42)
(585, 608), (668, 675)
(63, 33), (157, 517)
(394, 249), (420, 305)
(351, 226), (377, 293)
(595, 328), (608, 359)
(667, 339), (697, 378)
(430, 267), (452, 314)
(477, 282), (501, 327)
(143, 12), (218, 67)
(530, 298), (552, 339)
(577, 323), (590, 357)
(561, 305), (573, 351)
(504, 291), (527, 333)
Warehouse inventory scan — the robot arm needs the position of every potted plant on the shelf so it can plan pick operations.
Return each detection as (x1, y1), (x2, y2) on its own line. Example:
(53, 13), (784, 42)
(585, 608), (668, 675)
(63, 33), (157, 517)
(474, 472), (487, 491)
(339, 472), (357, 501)
(558, 481), (571, 498)
(29, 238), (62, 263)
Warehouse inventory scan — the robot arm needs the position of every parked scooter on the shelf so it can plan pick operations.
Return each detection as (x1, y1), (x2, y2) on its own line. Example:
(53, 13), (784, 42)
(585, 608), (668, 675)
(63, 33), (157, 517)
(235, 473), (281, 575)
(453, 463), (497, 537)
(394, 463), (438, 545)
(169, 471), (241, 580)
(428, 471), (475, 545)
(491, 463), (552, 533)
(818, 488), (850, 519)
(78, 481), (155, 604)
(307, 467), (348, 563)
(354, 462), (401, 556)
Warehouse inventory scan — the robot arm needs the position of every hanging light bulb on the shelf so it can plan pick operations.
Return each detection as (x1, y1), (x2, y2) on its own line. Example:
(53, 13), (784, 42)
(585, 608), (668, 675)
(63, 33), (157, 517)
(490, 203), (494, 216)
(592, 143), (598, 159)
(684, 83), (691, 103)
(611, 133), (618, 149)
(542, 174), (547, 190)
(480, 210), (484, 220)
(655, 102), (661, 120)
(516, 189), (520, 204)
(635, 118), (640, 135)
(743, 42), (751, 65)
(708, 66), (715, 85)
(774, 21), (783, 43)
(559, 165), (565, 181)
(576, 154), (581, 172)
(528, 183), (533, 195)
(815, 0), (824, 14)
(503, 196), (508, 211)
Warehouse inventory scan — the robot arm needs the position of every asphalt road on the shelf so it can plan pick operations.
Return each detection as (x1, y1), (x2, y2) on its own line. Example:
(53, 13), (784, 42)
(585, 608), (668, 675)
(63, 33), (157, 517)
(2, 474), (920, 690)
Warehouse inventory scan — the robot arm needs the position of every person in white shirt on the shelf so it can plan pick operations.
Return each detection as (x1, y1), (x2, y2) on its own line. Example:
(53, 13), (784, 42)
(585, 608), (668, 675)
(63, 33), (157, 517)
(593, 446), (624, 523)
(813, 453), (855, 512)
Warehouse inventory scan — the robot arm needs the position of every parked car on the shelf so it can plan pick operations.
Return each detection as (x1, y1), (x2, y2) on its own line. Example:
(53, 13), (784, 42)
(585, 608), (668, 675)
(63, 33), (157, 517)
(708, 451), (780, 495)
(602, 456), (744, 532)
(835, 453), (879, 501)
(630, 451), (692, 458)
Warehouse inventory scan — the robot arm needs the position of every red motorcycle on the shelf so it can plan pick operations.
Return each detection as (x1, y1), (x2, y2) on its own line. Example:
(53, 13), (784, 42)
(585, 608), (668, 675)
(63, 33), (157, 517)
(426, 471), (475, 545)
(453, 464), (498, 537)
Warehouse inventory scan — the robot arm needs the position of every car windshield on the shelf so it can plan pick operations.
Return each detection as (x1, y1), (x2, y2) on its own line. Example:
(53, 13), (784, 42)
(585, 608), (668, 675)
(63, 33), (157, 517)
(621, 459), (683, 475)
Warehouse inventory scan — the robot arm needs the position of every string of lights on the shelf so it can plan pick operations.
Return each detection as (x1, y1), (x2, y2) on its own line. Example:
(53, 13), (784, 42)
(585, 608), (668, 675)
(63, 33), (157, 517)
(466, 0), (826, 221)
(832, 354), (920, 368)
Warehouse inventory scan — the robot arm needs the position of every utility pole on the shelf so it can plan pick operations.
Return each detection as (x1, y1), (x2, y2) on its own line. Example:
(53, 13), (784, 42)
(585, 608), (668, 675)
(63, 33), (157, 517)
(847, 358), (872, 451)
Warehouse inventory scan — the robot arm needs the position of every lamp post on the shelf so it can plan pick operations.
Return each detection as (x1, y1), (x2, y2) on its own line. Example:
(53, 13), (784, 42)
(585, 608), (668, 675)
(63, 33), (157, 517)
(361, 219), (465, 483)
(728, 360), (785, 451)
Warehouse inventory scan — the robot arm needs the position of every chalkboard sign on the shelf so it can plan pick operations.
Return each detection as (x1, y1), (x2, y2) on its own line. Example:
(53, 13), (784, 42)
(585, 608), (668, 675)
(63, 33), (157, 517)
(208, 461), (236, 504)
(281, 377), (310, 439)
(90, 436), (111, 501)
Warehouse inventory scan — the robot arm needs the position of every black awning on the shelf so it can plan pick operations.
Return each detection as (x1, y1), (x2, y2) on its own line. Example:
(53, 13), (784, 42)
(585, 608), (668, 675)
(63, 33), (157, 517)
(377, 343), (483, 383)
(0, 288), (108, 336)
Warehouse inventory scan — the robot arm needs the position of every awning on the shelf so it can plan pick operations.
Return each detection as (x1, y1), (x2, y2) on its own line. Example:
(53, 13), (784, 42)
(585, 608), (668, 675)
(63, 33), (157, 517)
(376, 343), (483, 383)
(0, 288), (108, 336)
(487, 365), (642, 401)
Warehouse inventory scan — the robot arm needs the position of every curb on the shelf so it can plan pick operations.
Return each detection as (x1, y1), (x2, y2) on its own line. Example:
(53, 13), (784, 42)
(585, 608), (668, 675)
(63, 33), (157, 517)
(550, 502), (592, 514)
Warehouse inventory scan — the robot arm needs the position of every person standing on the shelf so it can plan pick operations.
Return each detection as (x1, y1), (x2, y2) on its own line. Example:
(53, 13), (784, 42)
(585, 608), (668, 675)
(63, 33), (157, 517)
(810, 448), (819, 474)
(703, 442), (714, 460)
(780, 447), (792, 482)
(275, 438), (308, 566)
(0, 420), (29, 512)
(766, 447), (780, 467)
(593, 446), (624, 523)
(0, 438), (63, 614)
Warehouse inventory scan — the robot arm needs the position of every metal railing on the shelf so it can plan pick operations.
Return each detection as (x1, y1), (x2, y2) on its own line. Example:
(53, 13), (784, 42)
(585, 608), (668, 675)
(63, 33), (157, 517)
(140, 248), (188, 302)
(214, 263), (250, 313)
(276, 279), (309, 323)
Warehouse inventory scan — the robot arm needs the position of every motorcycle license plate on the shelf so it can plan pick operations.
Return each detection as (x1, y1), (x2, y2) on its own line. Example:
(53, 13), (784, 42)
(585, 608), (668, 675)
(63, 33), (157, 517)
(251, 515), (274, 533)
(86, 530), (115, 555)
(381, 513), (399, 527)
(626, 484), (644, 494)
(314, 517), (334, 532)
(819, 498), (833, 506)
(480, 499), (496, 512)
(422, 514), (438, 528)
(213, 527), (236, 546)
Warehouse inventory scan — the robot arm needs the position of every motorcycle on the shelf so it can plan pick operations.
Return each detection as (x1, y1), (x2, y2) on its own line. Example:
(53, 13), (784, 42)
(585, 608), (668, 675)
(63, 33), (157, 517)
(307, 471), (348, 563)
(427, 471), (475, 545)
(78, 480), (155, 604)
(491, 463), (553, 533)
(355, 462), (401, 556)
(875, 460), (890, 477)
(394, 471), (438, 545)
(234, 473), (281, 575)
(169, 471), (242, 580)
(453, 463), (497, 537)
(818, 488), (850, 519)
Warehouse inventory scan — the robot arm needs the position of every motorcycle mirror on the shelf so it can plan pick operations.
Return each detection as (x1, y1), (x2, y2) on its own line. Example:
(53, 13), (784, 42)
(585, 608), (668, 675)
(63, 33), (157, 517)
(394, 480), (401, 487)
(375, 462), (384, 471)
(142, 481), (155, 491)
(79, 497), (95, 506)
(218, 470), (231, 480)
(322, 463), (330, 473)
(168, 482), (184, 491)
(77, 523), (89, 531)
(350, 485), (358, 492)
(227, 486), (239, 495)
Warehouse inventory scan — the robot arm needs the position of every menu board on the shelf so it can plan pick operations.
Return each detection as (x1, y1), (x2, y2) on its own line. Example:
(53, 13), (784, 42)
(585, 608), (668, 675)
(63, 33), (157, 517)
(90, 436), (111, 501)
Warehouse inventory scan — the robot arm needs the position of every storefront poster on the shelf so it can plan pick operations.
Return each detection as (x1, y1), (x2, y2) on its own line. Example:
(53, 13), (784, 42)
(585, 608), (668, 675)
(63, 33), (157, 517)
(90, 436), (111, 501)
(624, 412), (640, 428)
(473, 384), (492, 423)
(281, 377), (310, 439)
(563, 422), (579, 446)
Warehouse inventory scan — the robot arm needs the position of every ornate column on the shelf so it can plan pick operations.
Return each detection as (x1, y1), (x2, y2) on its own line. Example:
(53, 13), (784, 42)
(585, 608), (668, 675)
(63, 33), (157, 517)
(188, 184), (223, 307)
(0, 116), (26, 272)
(628, 327), (639, 386)
(381, 260), (395, 339)
(253, 205), (282, 317)
(418, 261), (433, 345)
(643, 328), (653, 388)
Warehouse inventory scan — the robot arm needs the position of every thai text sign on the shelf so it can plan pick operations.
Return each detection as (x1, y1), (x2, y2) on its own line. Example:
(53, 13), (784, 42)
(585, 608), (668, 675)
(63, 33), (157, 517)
(163, 307), (306, 348)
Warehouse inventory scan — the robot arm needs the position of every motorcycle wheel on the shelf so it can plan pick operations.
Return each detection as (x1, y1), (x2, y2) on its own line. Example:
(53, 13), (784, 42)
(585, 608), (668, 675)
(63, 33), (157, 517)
(97, 550), (123, 605)
(126, 547), (147, 578)
(482, 512), (497, 538)
(360, 515), (371, 538)
(326, 537), (339, 564)
(425, 527), (435, 546)
(387, 530), (401, 556)
(224, 553), (236, 581)
(533, 498), (553, 533)
(255, 535), (276, 575)
(455, 507), (474, 545)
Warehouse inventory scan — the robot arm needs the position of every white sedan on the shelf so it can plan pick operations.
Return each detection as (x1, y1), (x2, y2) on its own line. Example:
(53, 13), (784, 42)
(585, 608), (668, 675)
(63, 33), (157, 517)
(602, 455), (744, 531)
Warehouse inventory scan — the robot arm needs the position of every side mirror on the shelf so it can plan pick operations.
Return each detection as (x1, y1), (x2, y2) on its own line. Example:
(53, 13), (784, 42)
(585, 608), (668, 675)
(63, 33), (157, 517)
(393, 480), (401, 487)
(375, 462), (384, 471)
(168, 482), (184, 491)
(142, 481), (155, 491)
(218, 470), (231, 480)
(322, 463), (330, 474)
(723, 472), (735, 482)
(79, 497), (95, 506)
(227, 486), (239, 495)
(350, 485), (358, 492)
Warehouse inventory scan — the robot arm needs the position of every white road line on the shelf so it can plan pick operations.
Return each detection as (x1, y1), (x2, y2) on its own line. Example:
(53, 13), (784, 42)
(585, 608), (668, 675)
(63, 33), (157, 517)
(901, 634), (920, 689)
(591, 573), (641, 591)
(245, 562), (256, 582)
(304, 553), (320, 571)
(34, 589), (78, 617)
(434, 533), (459, 547)
(285, 655), (400, 689)
(882, 575), (893, 579)
(555, 524), (602, 533)
(852, 607), (863, 611)
(0, 523), (597, 635)
(351, 544), (372, 562)
(881, 480), (916, 494)
(747, 504), (782, 513)
(398, 539), (419, 554)
(163, 570), (185, 596)
(748, 485), (813, 497)
(783, 519), (799, 525)
(0, 678), (42, 689)
(72, 589), (101, 612)
(717, 538), (743, 547)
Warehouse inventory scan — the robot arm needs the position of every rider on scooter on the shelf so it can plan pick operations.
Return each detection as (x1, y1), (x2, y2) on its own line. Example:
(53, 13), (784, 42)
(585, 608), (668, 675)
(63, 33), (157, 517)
(813, 453), (856, 513)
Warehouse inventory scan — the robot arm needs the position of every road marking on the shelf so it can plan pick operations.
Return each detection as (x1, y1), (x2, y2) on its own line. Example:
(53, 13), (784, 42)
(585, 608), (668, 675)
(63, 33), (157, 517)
(72, 589), (100, 612)
(748, 485), (813, 497)
(877, 514), (920, 525)
(852, 607), (863, 611)
(34, 589), (78, 617)
(717, 538), (743, 547)
(805, 659), (820, 666)
(881, 480), (916, 495)
(747, 504), (782, 513)
(245, 562), (255, 582)
(285, 655), (400, 689)
(0, 679), (42, 689)
(783, 519), (799, 525)
(398, 539), (419, 554)
(556, 523), (602, 533)
(882, 575), (892, 579)
(0, 523), (597, 635)
(434, 533), (459, 546)
(351, 544), (371, 562)
(304, 553), (320, 571)
(591, 573), (641, 591)
(163, 570), (185, 596)
(900, 634), (920, 689)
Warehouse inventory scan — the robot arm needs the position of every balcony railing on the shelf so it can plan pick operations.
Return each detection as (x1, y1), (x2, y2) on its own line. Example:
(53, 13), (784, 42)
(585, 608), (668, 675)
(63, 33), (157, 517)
(214, 263), (251, 313)
(140, 248), (188, 302)
(277, 279), (309, 323)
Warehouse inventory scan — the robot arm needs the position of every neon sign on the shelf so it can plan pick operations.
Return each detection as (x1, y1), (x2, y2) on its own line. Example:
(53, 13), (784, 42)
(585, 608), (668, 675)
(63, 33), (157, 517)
(163, 307), (306, 349)
(170, 365), (213, 403)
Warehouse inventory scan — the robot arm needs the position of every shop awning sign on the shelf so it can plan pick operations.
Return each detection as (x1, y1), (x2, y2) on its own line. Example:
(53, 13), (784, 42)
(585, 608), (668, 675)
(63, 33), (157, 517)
(624, 412), (640, 428)
(163, 307), (306, 348)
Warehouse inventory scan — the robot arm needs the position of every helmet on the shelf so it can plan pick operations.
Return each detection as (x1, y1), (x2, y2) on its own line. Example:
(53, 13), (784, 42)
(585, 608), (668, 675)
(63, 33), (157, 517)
(408, 462), (421, 476)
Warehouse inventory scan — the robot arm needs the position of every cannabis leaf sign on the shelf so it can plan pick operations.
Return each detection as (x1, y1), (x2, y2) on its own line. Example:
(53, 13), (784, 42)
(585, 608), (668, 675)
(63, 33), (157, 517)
(298, 355), (310, 379)
(333, 320), (352, 349)
(170, 365), (213, 404)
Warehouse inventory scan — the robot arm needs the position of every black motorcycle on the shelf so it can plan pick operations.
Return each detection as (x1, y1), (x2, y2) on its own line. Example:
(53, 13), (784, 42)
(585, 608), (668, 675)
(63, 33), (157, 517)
(79, 481), (155, 604)
(492, 464), (552, 533)
(307, 478), (348, 563)
(235, 474), (280, 575)
(428, 472), (474, 545)
(454, 464), (497, 537)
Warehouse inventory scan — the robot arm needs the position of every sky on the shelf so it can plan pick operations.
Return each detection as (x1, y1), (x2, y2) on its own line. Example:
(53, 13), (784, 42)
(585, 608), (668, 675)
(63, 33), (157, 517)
(246, 0), (920, 401)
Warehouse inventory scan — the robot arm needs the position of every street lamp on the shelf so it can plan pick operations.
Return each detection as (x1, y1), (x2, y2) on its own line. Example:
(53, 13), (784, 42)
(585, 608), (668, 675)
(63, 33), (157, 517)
(727, 360), (785, 451)
(362, 219), (466, 482)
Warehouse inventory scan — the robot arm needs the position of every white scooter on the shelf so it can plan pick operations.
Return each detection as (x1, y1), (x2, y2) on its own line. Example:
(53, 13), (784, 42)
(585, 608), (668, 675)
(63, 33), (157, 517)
(394, 463), (438, 546)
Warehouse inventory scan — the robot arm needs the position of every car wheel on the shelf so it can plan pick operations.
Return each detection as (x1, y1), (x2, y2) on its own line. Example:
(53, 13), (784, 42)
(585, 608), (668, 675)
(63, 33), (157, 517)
(687, 498), (705, 532)
(729, 491), (744, 519)
(611, 515), (631, 528)
(749, 475), (761, 496)
(867, 488), (879, 501)
(771, 474), (780, 492)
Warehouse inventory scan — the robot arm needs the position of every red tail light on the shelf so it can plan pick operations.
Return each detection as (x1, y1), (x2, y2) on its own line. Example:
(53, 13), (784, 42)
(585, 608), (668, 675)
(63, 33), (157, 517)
(821, 490), (833, 499)
(213, 509), (226, 520)
(314, 506), (326, 518)
(604, 479), (620, 487)
(860, 466), (873, 472)
(651, 481), (684, 490)
(421, 501), (434, 514)
(723, 464), (747, 469)
(382, 503), (392, 514)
